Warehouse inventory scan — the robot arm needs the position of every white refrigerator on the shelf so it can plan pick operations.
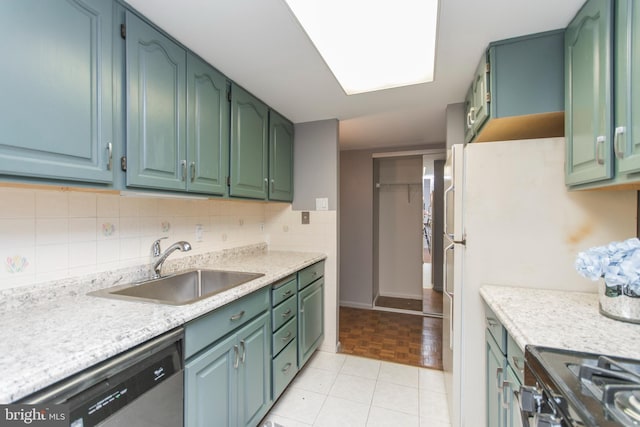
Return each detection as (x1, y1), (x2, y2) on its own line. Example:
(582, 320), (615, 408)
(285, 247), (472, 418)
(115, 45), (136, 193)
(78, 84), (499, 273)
(442, 138), (637, 427)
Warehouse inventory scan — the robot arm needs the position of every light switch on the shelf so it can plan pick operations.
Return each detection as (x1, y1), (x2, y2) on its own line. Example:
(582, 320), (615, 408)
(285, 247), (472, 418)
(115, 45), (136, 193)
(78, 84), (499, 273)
(315, 197), (329, 211)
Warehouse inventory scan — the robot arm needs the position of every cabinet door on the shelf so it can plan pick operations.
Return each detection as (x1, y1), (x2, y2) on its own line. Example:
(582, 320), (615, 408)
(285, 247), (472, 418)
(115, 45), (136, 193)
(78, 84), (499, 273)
(463, 86), (475, 143)
(486, 330), (505, 427)
(230, 84), (269, 199)
(268, 111), (294, 202)
(126, 11), (187, 190)
(471, 53), (490, 134)
(185, 334), (237, 427)
(0, 0), (113, 184)
(187, 54), (230, 195)
(614, 0), (640, 174)
(565, 0), (613, 185)
(237, 312), (271, 427)
(298, 278), (324, 367)
(504, 366), (523, 427)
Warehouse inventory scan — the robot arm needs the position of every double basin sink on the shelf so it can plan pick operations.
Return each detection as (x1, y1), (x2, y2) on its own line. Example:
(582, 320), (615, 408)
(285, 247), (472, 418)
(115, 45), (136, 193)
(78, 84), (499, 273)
(90, 269), (264, 305)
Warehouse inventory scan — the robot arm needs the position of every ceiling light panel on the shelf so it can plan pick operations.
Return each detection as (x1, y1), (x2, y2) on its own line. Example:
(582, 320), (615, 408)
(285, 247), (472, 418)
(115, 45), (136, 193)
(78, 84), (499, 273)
(285, 0), (439, 95)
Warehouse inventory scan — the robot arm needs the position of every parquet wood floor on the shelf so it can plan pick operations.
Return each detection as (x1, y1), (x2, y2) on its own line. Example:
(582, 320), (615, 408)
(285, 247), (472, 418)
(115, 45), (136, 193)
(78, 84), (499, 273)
(339, 306), (443, 370)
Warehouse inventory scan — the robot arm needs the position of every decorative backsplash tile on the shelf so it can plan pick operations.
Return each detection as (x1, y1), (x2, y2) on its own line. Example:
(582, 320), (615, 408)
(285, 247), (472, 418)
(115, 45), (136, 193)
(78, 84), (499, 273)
(101, 222), (116, 237)
(5, 255), (29, 274)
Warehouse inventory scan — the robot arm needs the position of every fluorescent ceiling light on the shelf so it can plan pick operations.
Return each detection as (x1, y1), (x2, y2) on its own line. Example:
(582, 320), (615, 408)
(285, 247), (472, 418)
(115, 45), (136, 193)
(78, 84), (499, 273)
(284, 0), (439, 95)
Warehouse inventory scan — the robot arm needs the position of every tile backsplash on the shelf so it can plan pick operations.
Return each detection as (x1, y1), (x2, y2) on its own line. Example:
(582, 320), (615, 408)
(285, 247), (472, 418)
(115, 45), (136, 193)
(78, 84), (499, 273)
(0, 187), (271, 288)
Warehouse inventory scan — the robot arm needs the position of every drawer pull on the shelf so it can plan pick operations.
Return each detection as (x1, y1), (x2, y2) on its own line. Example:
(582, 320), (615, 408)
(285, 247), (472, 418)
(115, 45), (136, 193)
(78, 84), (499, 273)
(496, 367), (503, 391)
(282, 309), (292, 317)
(486, 318), (498, 327)
(511, 356), (524, 373)
(233, 345), (239, 369)
(282, 362), (292, 373)
(230, 310), (245, 321)
(311, 271), (317, 277)
(283, 290), (293, 298)
(281, 331), (292, 341)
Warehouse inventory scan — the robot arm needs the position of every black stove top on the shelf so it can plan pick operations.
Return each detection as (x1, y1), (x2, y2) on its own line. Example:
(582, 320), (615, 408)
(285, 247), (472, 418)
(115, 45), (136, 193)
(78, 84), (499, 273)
(525, 346), (640, 427)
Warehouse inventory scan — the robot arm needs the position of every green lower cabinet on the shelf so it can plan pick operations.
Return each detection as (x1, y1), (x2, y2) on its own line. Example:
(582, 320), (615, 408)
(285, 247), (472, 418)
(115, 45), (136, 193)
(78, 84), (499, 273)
(503, 366), (523, 427)
(486, 329), (506, 427)
(298, 278), (324, 367)
(185, 312), (271, 427)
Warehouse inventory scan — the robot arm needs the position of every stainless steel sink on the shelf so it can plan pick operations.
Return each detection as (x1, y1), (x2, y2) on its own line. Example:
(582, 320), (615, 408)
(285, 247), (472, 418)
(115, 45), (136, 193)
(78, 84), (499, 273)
(89, 269), (264, 305)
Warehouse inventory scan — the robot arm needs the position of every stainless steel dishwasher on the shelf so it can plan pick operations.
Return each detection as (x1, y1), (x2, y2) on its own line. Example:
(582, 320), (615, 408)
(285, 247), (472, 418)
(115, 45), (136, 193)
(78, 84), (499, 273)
(19, 328), (184, 427)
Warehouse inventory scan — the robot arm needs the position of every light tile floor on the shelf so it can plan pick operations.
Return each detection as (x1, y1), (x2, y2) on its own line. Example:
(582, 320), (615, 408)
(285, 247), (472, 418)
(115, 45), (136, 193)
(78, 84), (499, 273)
(261, 351), (451, 427)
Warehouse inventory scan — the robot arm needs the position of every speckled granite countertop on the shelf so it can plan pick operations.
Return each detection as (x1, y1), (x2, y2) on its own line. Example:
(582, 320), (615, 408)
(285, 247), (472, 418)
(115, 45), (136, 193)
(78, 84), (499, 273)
(480, 285), (640, 359)
(0, 244), (325, 403)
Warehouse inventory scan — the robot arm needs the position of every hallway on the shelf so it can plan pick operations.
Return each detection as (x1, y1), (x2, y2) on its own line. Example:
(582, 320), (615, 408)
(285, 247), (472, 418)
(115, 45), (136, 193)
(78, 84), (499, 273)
(338, 307), (443, 370)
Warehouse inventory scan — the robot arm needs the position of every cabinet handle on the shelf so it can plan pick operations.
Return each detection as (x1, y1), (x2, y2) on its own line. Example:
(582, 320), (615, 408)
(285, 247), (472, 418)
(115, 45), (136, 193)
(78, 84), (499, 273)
(614, 126), (626, 159)
(466, 112), (472, 129)
(511, 356), (525, 373)
(282, 362), (292, 373)
(281, 331), (292, 341)
(263, 177), (268, 189)
(282, 308), (292, 317)
(486, 318), (498, 327)
(595, 136), (606, 165)
(270, 179), (274, 193)
(496, 367), (504, 391)
(230, 310), (245, 321)
(190, 161), (196, 182)
(240, 340), (246, 364)
(469, 107), (476, 125)
(502, 380), (512, 409)
(233, 345), (239, 369)
(181, 160), (187, 181)
(283, 290), (293, 298)
(106, 143), (113, 171)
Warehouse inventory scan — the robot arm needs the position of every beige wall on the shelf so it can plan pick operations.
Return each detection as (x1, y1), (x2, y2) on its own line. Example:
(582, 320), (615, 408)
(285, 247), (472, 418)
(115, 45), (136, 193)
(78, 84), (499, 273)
(0, 188), (268, 288)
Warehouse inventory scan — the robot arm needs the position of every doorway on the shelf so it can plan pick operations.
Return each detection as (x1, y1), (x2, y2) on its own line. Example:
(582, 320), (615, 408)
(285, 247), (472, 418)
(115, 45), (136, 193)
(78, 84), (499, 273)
(372, 153), (445, 317)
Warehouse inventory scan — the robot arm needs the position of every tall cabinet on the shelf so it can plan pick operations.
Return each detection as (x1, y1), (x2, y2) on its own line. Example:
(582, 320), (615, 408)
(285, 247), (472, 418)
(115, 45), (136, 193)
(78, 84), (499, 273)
(0, 0), (115, 184)
(268, 111), (294, 202)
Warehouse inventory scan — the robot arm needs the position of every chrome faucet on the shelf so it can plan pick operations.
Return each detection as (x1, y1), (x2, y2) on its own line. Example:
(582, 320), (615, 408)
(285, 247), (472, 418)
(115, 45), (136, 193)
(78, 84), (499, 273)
(151, 238), (192, 278)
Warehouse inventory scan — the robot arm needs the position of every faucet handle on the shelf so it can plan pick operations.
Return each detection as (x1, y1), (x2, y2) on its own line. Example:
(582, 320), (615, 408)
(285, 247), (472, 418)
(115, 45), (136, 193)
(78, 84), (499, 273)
(151, 237), (168, 257)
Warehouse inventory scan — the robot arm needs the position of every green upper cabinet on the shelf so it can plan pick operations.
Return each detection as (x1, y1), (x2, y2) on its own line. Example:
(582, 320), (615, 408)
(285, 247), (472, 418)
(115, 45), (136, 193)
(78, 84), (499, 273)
(565, 0), (613, 186)
(125, 11), (187, 191)
(268, 111), (294, 202)
(0, 0), (114, 184)
(464, 54), (490, 143)
(125, 13), (230, 196)
(464, 30), (565, 144)
(614, 0), (640, 175)
(230, 84), (269, 199)
(187, 54), (230, 196)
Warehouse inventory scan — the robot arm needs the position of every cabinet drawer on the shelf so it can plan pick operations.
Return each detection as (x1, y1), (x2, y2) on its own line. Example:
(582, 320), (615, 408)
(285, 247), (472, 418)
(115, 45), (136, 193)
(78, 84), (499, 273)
(298, 261), (324, 290)
(272, 339), (298, 399)
(485, 305), (506, 355)
(273, 317), (296, 356)
(507, 334), (525, 384)
(273, 296), (297, 331)
(271, 276), (296, 307)
(185, 287), (269, 359)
